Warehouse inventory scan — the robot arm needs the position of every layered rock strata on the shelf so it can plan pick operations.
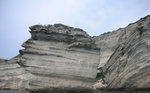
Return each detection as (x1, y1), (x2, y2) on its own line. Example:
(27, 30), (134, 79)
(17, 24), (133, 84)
(94, 15), (150, 89)
(1, 15), (150, 91)
(0, 24), (100, 91)
(93, 30), (122, 68)
(0, 55), (29, 89)
(0, 59), (7, 62)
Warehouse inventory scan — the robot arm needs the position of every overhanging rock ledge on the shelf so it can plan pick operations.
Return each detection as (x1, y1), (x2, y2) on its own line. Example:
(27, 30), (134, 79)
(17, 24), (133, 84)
(0, 24), (100, 92)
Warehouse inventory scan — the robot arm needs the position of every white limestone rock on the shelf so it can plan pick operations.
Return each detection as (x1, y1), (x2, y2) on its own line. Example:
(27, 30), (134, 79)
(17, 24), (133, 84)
(94, 15), (150, 89)
(0, 24), (100, 92)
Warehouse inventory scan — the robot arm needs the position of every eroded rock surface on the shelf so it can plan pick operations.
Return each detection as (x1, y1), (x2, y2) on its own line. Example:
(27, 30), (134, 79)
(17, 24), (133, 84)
(1, 15), (150, 91)
(0, 24), (100, 91)
(0, 56), (29, 89)
(0, 59), (7, 62)
(94, 15), (150, 89)
(93, 30), (122, 68)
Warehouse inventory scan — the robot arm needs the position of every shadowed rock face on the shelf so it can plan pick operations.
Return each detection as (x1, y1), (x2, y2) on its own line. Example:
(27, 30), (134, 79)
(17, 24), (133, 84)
(0, 24), (100, 91)
(94, 15), (150, 89)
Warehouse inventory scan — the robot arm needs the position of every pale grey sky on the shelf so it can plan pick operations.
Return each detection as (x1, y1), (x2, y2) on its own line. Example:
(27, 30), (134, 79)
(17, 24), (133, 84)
(0, 0), (150, 59)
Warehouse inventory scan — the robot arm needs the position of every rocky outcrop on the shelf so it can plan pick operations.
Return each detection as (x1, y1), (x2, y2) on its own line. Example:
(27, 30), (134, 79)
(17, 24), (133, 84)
(0, 24), (100, 92)
(1, 15), (150, 91)
(94, 15), (150, 89)
(0, 55), (29, 89)
(93, 30), (122, 68)
(0, 59), (7, 62)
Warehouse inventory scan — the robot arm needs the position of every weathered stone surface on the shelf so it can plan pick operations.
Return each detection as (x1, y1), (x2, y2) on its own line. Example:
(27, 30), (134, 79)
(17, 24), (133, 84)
(0, 55), (30, 89)
(0, 59), (7, 62)
(1, 15), (150, 91)
(93, 79), (107, 89)
(0, 24), (100, 91)
(93, 30), (122, 68)
(94, 15), (150, 89)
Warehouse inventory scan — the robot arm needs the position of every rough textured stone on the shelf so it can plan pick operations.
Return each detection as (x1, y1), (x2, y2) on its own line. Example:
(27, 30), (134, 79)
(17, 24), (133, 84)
(1, 15), (150, 91)
(93, 30), (122, 68)
(93, 79), (107, 89)
(0, 55), (29, 90)
(0, 24), (100, 91)
(94, 15), (150, 89)
(0, 59), (7, 62)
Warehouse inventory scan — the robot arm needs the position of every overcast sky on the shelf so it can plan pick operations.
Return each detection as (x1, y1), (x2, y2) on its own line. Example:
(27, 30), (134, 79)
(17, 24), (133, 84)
(0, 0), (150, 59)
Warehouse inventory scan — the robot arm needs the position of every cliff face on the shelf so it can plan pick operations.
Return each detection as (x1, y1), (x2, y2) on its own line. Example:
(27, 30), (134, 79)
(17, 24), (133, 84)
(0, 24), (100, 91)
(94, 15), (150, 89)
(93, 30), (122, 68)
(0, 56), (28, 89)
(1, 15), (150, 91)
(0, 59), (7, 62)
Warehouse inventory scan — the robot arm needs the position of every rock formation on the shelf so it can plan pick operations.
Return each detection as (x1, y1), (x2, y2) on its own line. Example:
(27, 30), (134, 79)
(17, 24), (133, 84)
(0, 15), (150, 91)
(93, 30), (122, 68)
(0, 24), (100, 92)
(0, 55), (28, 89)
(0, 59), (7, 62)
(94, 15), (150, 89)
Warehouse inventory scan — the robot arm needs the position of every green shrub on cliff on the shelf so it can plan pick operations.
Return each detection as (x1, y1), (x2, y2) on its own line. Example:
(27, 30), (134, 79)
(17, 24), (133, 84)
(96, 68), (105, 81)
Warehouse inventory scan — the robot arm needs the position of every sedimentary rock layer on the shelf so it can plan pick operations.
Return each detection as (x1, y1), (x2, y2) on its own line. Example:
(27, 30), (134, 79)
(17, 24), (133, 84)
(94, 15), (150, 89)
(93, 30), (122, 67)
(1, 15), (150, 90)
(0, 59), (7, 62)
(0, 24), (100, 91)
(0, 56), (29, 89)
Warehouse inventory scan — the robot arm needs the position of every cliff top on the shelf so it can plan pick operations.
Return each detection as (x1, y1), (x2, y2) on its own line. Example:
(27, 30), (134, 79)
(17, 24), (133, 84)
(24, 24), (99, 50)
(29, 24), (90, 37)
(93, 15), (150, 40)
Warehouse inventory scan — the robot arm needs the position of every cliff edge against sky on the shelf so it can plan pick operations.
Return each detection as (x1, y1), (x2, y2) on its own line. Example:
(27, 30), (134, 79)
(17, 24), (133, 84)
(94, 15), (150, 89)
(0, 15), (150, 92)
(0, 24), (100, 92)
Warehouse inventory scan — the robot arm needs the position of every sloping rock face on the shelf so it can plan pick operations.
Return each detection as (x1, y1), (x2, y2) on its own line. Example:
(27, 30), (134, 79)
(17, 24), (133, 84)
(0, 59), (7, 62)
(94, 15), (150, 89)
(1, 15), (150, 91)
(0, 24), (100, 91)
(0, 56), (29, 89)
(93, 30), (122, 68)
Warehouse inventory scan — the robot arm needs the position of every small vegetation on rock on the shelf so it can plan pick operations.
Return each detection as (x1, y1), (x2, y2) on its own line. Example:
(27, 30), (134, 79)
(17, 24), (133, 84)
(96, 68), (105, 82)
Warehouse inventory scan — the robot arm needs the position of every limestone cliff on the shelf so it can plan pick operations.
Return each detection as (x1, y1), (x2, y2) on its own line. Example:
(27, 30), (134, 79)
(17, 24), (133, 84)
(0, 59), (7, 62)
(1, 15), (150, 91)
(94, 15), (150, 89)
(93, 30), (122, 68)
(0, 24), (100, 92)
(0, 55), (28, 89)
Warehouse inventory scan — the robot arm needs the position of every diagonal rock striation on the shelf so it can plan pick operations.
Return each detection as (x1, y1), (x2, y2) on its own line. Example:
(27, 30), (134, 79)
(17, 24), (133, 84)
(94, 15), (150, 89)
(1, 15), (150, 91)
